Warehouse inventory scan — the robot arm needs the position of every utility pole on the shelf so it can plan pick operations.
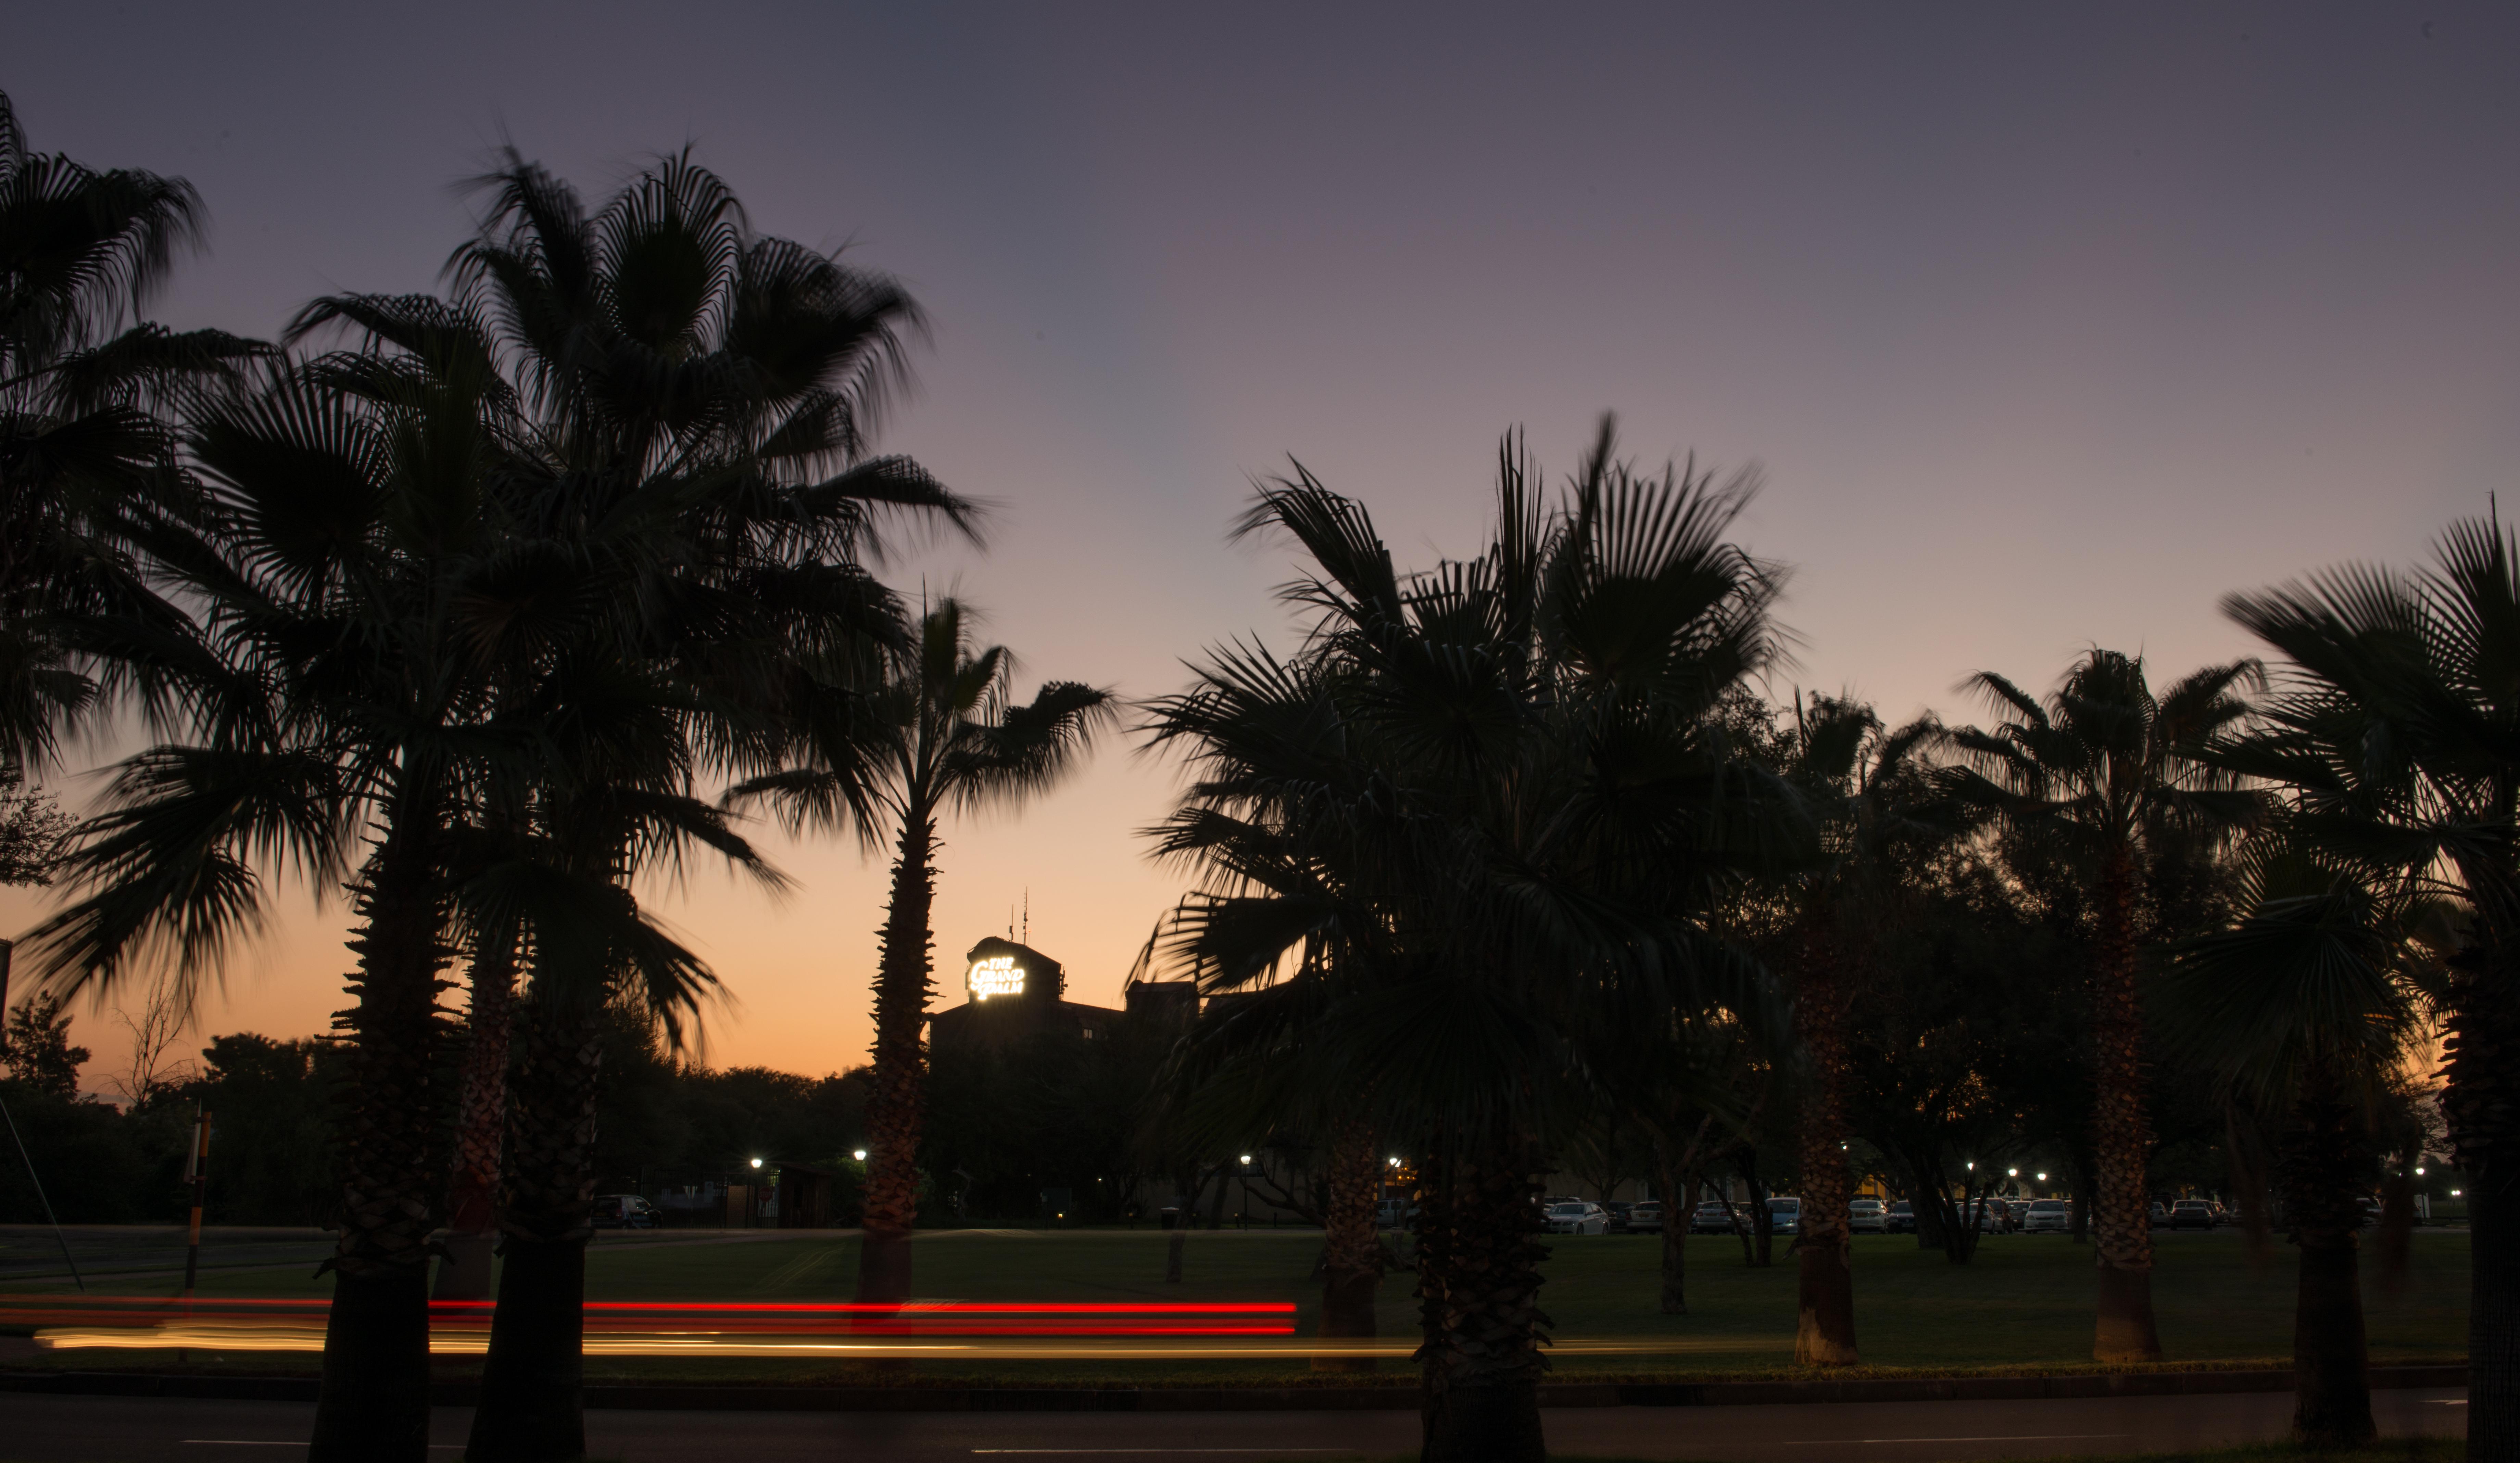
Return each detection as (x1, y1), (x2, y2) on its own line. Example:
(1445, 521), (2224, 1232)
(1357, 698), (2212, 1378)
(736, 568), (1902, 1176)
(181, 1103), (213, 1307)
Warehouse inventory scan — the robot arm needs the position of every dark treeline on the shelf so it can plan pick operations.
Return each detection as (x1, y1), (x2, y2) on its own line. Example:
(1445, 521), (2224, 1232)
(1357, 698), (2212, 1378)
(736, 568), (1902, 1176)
(0, 996), (1185, 1228)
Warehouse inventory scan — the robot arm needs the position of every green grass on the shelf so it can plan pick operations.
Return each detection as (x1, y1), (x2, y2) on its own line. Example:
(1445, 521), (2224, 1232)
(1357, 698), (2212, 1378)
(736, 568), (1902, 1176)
(0, 1227), (2472, 1387)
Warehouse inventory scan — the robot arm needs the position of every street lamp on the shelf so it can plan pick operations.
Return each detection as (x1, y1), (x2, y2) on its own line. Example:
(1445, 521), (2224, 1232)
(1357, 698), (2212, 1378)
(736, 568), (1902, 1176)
(749, 1157), (763, 1170)
(854, 1149), (868, 1162)
(2036, 1172), (2048, 1182)
(1388, 1157), (1401, 1168)
(1965, 1161), (1975, 1171)
(1238, 1154), (1253, 1166)
(2007, 1168), (2018, 1177)
(2415, 1166), (2427, 1176)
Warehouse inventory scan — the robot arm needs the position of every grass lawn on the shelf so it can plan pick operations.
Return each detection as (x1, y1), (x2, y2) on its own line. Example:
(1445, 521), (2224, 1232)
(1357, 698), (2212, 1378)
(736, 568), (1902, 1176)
(0, 1225), (2470, 1386)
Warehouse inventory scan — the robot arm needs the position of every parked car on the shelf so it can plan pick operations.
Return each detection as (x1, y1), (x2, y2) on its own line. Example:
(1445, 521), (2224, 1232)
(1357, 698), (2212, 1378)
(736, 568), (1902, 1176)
(1627, 1201), (1665, 1234)
(1849, 1198), (1889, 1234)
(2020, 1198), (2074, 1233)
(2359, 1196), (2384, 1228)
(2151, 1201), (2171, 1227)
(2169, 1199), (2214, 1230)
(1767, 1197), (1802, 1235)
(1967, 1198), (2015, 1234)
(1885, 1200), (1916, 1234)
(591, 1194), (659, 1230)
(1545, 1201), (1610, 1235)
(1603, 1201), (1636, 1233)
(1688, 1200), (1738, 1235)
(2209, 1201), (2232, 1226)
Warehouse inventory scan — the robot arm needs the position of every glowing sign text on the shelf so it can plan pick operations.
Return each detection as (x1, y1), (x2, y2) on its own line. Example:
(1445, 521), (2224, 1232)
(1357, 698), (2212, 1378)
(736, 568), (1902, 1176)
(968, 955), (1025, 1001)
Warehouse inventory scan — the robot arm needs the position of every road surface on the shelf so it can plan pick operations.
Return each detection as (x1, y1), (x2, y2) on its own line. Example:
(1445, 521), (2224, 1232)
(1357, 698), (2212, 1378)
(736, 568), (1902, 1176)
(0, 1387), (2467, 1461)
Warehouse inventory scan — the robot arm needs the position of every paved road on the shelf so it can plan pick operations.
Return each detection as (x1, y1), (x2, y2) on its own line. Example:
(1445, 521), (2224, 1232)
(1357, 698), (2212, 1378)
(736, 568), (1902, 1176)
(0, 1388), (2468, 1461)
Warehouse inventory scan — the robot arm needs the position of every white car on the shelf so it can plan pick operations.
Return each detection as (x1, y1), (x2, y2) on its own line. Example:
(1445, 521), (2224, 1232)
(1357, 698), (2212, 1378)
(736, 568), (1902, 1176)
(1848, 1198), (1888, 1234)
(2020, 1198), (2074, 1233)
(1544, 1201), (1610, 1235)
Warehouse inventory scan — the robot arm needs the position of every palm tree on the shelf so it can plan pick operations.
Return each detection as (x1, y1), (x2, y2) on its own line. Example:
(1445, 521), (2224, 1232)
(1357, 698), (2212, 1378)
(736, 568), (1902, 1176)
(2160, 840), (2438, 1447)
(1142, 422), (1797, 1460)
(25, 317), (532, 1459)
(1943, 650), (2263, 1361)
(2216, 517), (2520, 1463)
(0, 87), (260, 774)
(1768, 694), (1966, 1364)
(733, 599), (1113, 1305)
(416, 146), (966, 1309)
(461, 654), (779, 1461)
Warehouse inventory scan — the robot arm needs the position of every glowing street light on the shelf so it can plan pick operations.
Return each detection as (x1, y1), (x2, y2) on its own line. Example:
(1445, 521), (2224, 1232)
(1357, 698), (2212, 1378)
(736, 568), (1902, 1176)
(2036, 1172), (2048, 1182)
(749, 1158), (764, 1170)
(1387, 1157), (1402, 1168)
(2415, 1166), (2427, 1176)
(1238, 1154), (1253, 1166)
(2007, 1168), (2018, 1177)
(854, 1149), (869, 1162)
(1965, 1161), (1975, 1171)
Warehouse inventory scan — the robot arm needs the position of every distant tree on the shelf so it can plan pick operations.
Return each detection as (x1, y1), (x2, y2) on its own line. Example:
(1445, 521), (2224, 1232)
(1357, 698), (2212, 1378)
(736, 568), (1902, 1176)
(197, 1034), (341, 1224)
(2, 992), (88, 1098)
(0, 772), (73, 885)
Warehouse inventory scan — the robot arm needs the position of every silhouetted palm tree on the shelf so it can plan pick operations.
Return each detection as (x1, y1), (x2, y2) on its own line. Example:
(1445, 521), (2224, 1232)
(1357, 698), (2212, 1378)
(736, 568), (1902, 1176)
(2216, 517), (2520, 1462)
(733, 599), (1112, 1306)
(1768, 694), (1967, 1365)
(2162, 839), (2439, 1447)
(25, 316), (534, 1459)
(0, 88), (260, 773)
(1142, 422), (1797, 1461)
(1944, 650), (2263, 1361)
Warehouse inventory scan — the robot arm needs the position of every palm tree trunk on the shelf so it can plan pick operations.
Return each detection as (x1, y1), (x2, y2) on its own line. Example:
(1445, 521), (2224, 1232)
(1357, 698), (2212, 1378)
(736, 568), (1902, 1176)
(308, 823), (453, 1463)
(2279, 1059), (2376, 1448)
(2226, 1099), (2276, 1271)
(858, 811), (936, 1307)
(1315, 1118), (1382, 1373)
(1414, 1136), (1548, 1463)
(465, 996), (604, 1463)
(1656, 1159), (1690, 1315)
(2089, 849), (2163, 1362)
(2441, 945), (2520, 1463)
(1793, 924), (1859, 1364)
(435, 940), (516, 1303)
(2374, 1162), (2416, 1299)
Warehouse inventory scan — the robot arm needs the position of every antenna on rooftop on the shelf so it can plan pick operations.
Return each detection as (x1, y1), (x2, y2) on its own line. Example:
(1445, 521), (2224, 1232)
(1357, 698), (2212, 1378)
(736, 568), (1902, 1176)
(1022, 890), (1029, 945)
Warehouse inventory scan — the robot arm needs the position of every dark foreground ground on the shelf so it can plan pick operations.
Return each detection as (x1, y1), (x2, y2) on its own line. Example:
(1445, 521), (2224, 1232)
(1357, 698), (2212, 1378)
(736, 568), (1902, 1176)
(0, 1386), (2470, 1462)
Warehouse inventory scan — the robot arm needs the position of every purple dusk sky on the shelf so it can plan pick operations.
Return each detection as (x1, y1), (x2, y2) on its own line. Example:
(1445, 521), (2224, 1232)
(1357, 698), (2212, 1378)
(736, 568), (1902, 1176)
(7, 3), (2517, 1078)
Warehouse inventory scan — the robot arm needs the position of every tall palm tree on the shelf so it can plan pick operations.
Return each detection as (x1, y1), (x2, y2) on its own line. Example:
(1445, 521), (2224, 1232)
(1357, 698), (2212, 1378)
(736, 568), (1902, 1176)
(1142, 422), (1798, 1461)
(2161, 840), (2439, 1447)
(416, 147), (966, 1307)
(733, 599), (1113, 1305)
(2216, 517), (2520, 1463)
(1768, 694), (1966, 1364)
(24, 316), (533, 1459)
(461, 653), (779, 1461)
(1943, 650), (2263, 1361)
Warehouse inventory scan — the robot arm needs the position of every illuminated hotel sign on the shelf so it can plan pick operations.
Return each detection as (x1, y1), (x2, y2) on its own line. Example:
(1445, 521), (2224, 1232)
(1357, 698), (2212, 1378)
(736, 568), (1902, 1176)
(968, 955), (1025, 1002)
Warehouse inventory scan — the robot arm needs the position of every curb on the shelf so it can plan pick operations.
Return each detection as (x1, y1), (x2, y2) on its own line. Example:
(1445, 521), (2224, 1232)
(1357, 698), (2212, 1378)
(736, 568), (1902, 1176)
(0, 1365), (2468, 1412)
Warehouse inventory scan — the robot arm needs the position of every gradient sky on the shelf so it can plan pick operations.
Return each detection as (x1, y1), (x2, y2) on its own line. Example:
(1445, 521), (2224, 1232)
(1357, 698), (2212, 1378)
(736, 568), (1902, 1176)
(6, 3), (2517, 1089)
